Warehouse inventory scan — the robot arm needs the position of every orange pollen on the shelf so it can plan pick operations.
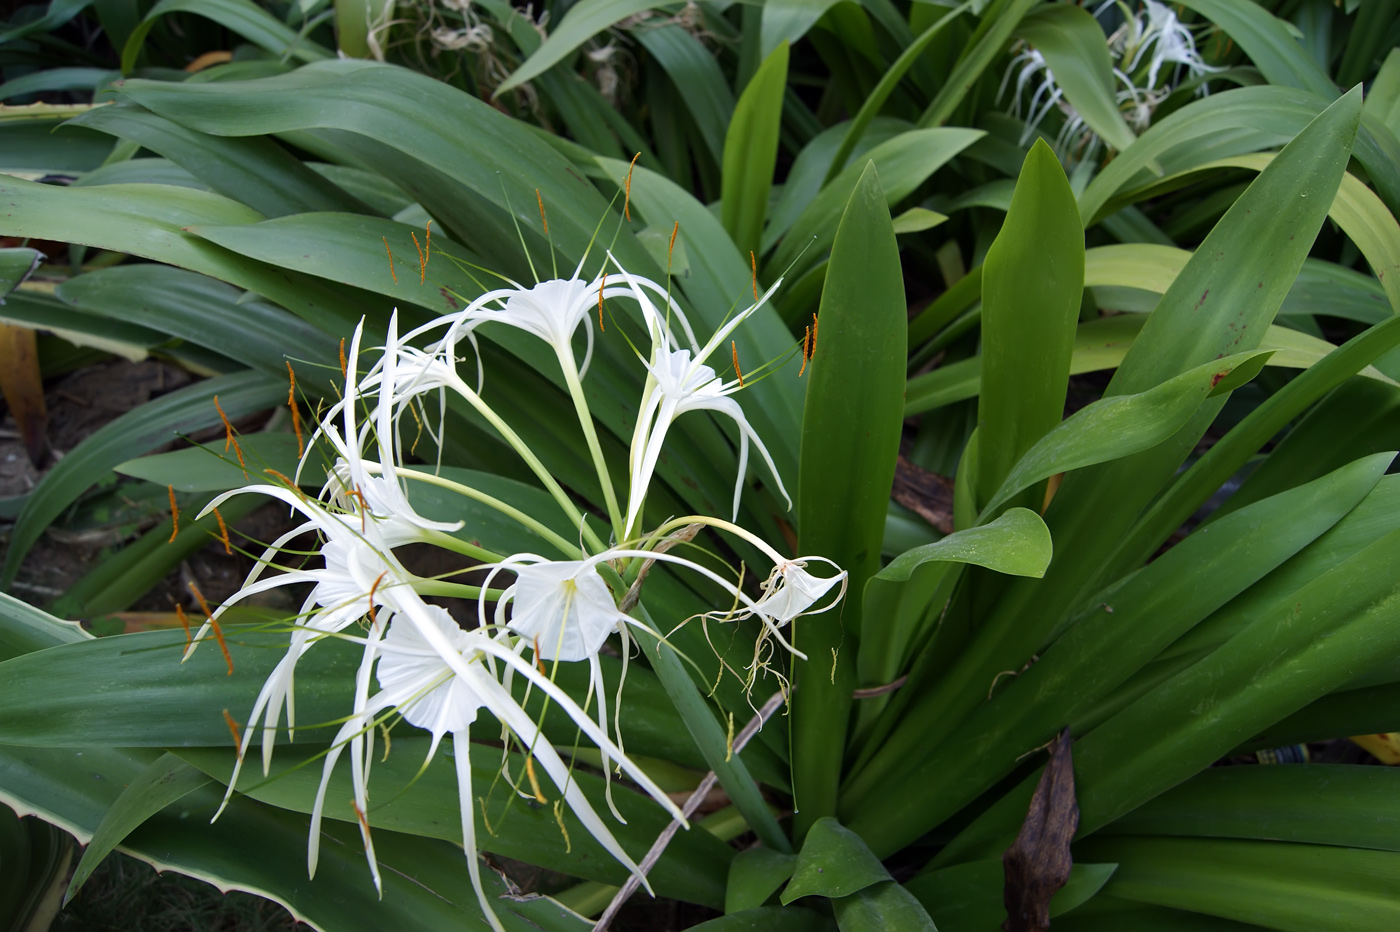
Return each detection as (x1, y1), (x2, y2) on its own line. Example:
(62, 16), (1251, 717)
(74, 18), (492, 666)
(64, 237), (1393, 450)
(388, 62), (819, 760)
(623, 153), (639, 221)
(367, 570), (388, 629)
(223, 709), (243, 755)
(263, 469), (302, 497)
(167, 485), (179, 542)
(286, 362), (305, 456)
(799, 327), (811, 377)
(525, 756), (547, 804)
(214, 395), (235, 453)
(412, 231), (425, 285)
(812, 312), (820, 355)
(350, 484), (369, 531)
(750, 251), (758, 302)
(211, 618), (233, 676)
(213, 506), (231, 555)
(383, 237), (397, 284)
(732, 341), (745, 388)
(175, 604), (192, 651)
(668, 221), (679, 268)
(339, 338), (347, 378)
(424, 220), (431, 265)
(597, 272), (607, 332)
(536, 188), (549, 234)
(188, 579), (212, 619)
(533, 636), (547, 675)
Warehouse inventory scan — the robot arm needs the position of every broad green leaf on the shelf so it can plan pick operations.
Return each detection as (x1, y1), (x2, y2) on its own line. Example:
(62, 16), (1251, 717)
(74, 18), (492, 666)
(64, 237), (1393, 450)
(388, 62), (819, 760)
(495, 0), (656, 94)
(792, 163), (905, 839)
(57, 265), (337, 374)
(0, 593), (88, 664)
(688, 906), (836, 932)
(178, 737), (732, 905)
(66, 753), (210, 902)
(722, 42), (788, 262)
(781, 817), (890, 903)
(725, 847), (797, 914)
(917, 0), (1040, 128)
(844, 454), (1389, 849)
(1102, 765), (1400, 852)
(871, 507), (1052, 586)
(833, 881), (937, 932)
(0, 629), (355, 747)
(630, 23), (733, 166)
(769, 128), (983, 281)
(1, 370), (284, 587)
(1078, 836), (1400, 932)
(1175, 0), (1335, 99)
(68, 102), (367, 218)
(977, 139), (1083, 512)
(0, 248), (41, 300)
(0, 0), (92, 43)
(760, 0), (842, 56)
(115, 434), (302, 492)
(1244, 681), (1400, 750)
(121, 0), (332, 74)
(1015, 3), (1135, 152)
(825, 3), (970, 182)
(1365, 49), (1400, 139)
(979, 351), (1271, 518)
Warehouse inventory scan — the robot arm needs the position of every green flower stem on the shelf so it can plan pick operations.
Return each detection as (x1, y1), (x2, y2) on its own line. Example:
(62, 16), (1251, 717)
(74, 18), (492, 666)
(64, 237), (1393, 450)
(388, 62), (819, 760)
(557, 347), (625, 544)
(443, 370), (607, 554)
(629, 601), (792, 853)
(651, 515), (786, 566)
(410, 579), (503, 601)
(418, 528), (504, 564)
(391, 467), (583, 560)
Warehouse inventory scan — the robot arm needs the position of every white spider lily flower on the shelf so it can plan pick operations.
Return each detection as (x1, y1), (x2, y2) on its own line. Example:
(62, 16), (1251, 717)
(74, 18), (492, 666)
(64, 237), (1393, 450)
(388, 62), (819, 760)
(1116, 0), (1221, 92)
(193, 484), (422, 814)
(302, 318), (463, 540)
(747, 556), (848, 629)
(615, 270), (790, 536)
(307, 591), (686, 931)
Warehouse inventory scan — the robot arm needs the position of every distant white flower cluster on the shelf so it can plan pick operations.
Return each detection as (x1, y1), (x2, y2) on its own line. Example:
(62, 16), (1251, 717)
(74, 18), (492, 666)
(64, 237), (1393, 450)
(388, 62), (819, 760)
(188, 234), (845, 930)
(1001, 0), (1222, 162)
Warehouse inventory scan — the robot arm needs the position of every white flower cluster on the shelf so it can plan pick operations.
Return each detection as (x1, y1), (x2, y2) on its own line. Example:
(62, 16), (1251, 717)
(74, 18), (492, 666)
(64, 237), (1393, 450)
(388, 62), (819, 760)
(187, 246), (845, 930)
(1001, 0), (1222, 162)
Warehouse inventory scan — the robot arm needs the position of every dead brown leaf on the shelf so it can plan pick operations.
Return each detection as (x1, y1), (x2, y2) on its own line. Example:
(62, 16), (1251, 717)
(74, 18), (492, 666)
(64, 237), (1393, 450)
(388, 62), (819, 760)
(1002, 727), (1078, 932)
(891, 454), (955, 534)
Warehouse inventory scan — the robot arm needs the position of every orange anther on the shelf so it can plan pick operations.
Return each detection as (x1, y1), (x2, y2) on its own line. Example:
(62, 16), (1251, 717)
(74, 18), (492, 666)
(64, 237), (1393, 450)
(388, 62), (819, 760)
(424, 220), (431, 266)
(536, 188), (549, 235)
(811, 312), (820, 356)
(383, 236), (397, 284)
(668, 221), (679, 270)
(223, 709), (243, 756)
(213, 506), (231, 555)
(190, 581), (233, 676)
(167, 485), (179, 543)
(339, 338), (347, 378)
(175, 604), (192, 651)
(731, 341), (745, 388)
(750, 251), (758, 302)
(287, 361), (304, 456)
(411, 231), (426, 285)
(367, 570), (388, 629)
(799, 326), (811, 377)
(623, 153), (639, 221)
(525, 756), (547, 804)
(597, 272), (607, 332)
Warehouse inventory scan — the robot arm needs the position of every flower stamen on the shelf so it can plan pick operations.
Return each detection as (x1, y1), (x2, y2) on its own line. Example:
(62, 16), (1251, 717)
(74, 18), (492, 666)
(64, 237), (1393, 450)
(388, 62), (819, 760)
(223, 709), (243, 757)
(339, 338), (348, 378)
(623, 153), (639, 221)
(525, 756), (547, 804)
(731, 341), (744, 388)
(536, 188), (549, 235)
(167, 485), (179, 542)
(597, 272), (607, 332)
(412, 231), (426, 285)
(383, 236), (398, 284)
(213, 506), (231, 555)
(175, 604), (192, 651)
(287, 361), (305, 456)
(214, 396), (247, 478)
(749, 251), (758, 301)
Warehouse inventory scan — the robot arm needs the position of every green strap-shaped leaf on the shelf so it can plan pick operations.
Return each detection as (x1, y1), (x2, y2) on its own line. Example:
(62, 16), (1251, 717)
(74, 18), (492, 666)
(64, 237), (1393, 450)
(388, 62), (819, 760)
(844, 453), (1390, 851)
(494, 0), (656, 95)
(833, 881), (937, 932)
(1102, 765), (1400, 852)
(69, 103), (368, 218)
(905, 859), (1118, 929)
(722, 42), (788, 262)
(0, 593), (88, 663)
(57, 264), (337, 374)
(781, 817), (890, 903)
(977, 138), (1084, 512)
(725, 847), (798, 914)
(65, 753), (211, 902)
(1, 370), (284, 587)
(121, 0), (332, 74)
(1076, 836), (1400, 931)
(760, 0), (842, 58)
(1014, 3), (1136, 152)
(1175, 0), (1336, 99)
(769, 127), (983, 281)
(917, 0), (1040, 128)
(630, 23), (734, 166)
(793, 162), (906, 840)
(979, 351), (1271, 518)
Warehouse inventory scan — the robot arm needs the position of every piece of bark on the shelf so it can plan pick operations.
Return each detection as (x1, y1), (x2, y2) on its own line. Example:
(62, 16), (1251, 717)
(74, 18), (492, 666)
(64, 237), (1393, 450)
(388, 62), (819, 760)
(1002, 727), (1078, 932)
(891, 454), (955, 534)
(0, 323), (49, 466)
